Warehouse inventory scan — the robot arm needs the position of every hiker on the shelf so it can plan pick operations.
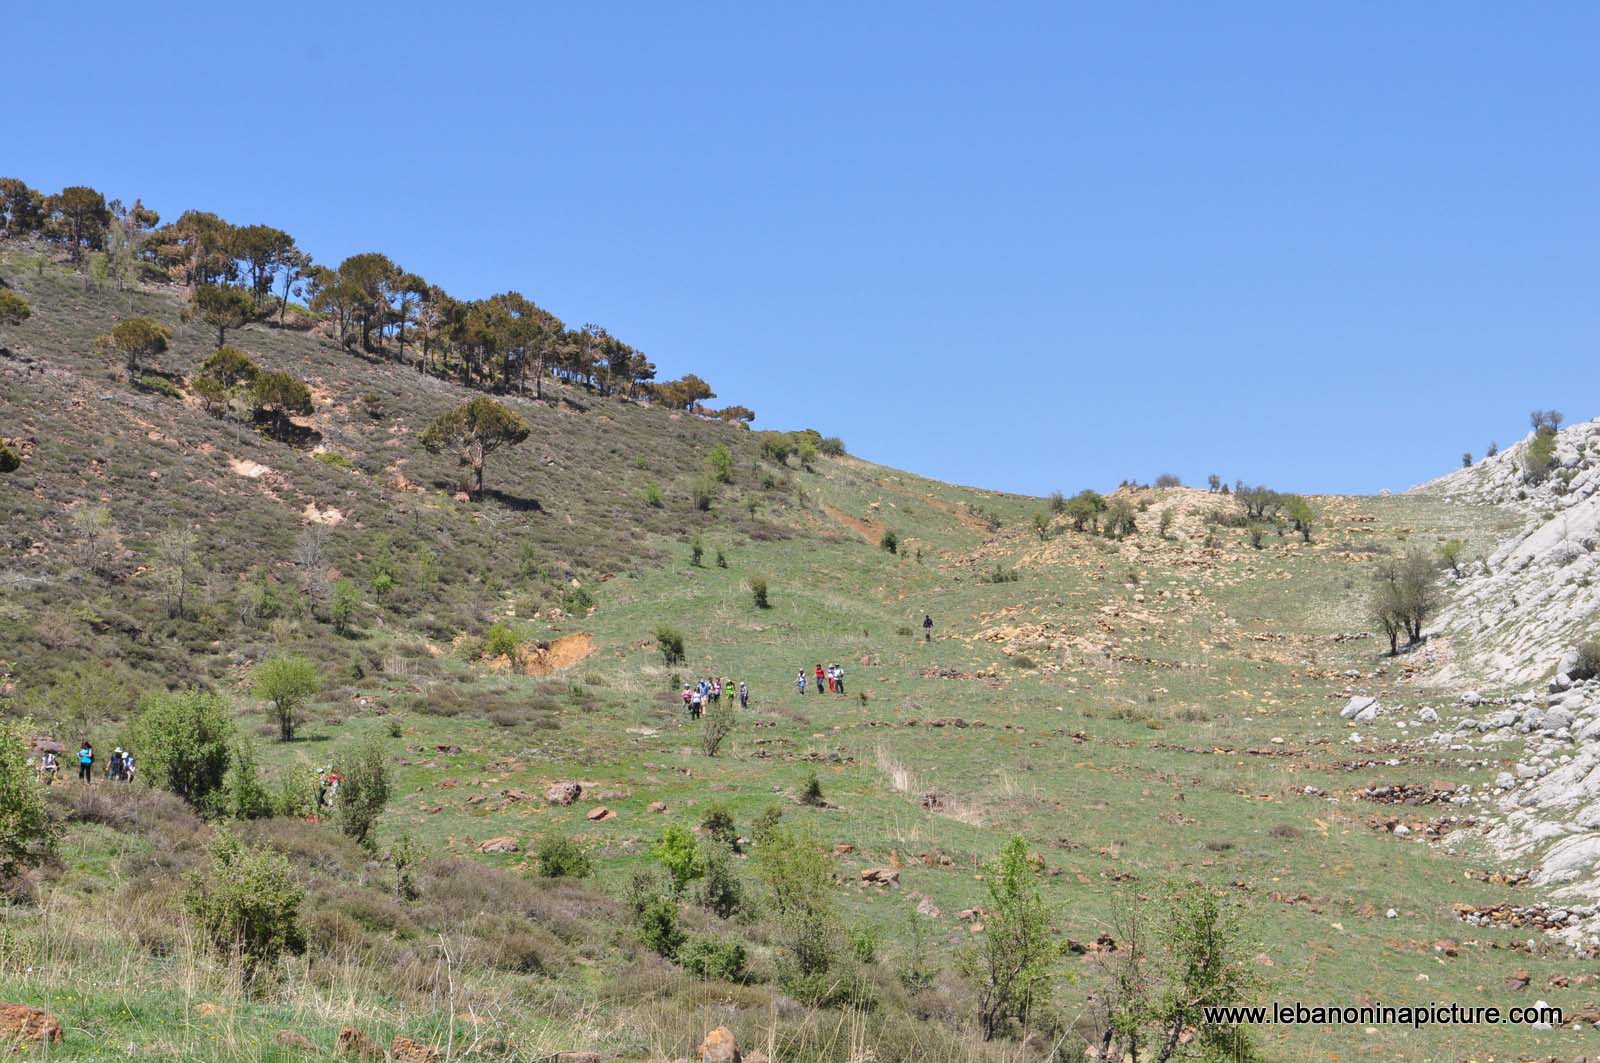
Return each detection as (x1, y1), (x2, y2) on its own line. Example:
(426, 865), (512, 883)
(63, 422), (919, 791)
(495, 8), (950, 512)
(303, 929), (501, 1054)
(923, 613), (933, 642)
(815, 664), (826, 694)
(711, 678), (722, 704)
(690, 689), (703, 720)
(123, 750), (136, 784)
(796, 670), (807, 695)
(78, 741), (93, 783)
(40, 750), (58, 786)
(833, 664), (846, 696)
(682, 685), (693, 713)
(738, 681), (749, 709)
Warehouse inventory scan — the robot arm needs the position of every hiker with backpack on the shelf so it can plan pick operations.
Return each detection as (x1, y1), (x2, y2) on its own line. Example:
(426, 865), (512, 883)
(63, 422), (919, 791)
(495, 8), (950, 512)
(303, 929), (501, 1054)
(833, 664), (845, 696)
(815, 664), (826, 694)
(40, 750), (58, 786)
(77, 741), (93, 783)
(796, 670), (807, 695)
(738, 681), (749, 709)
(923, 613), (934, 642)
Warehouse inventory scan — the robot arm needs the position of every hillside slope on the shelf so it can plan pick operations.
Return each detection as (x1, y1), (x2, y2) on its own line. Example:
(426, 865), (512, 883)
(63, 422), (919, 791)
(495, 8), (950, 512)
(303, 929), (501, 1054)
(3, 251), (1598, 1062)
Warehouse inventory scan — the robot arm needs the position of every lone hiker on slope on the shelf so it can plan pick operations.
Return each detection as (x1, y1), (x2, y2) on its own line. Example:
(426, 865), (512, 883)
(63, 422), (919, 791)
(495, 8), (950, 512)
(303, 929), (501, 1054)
(923, 613), (933, 642)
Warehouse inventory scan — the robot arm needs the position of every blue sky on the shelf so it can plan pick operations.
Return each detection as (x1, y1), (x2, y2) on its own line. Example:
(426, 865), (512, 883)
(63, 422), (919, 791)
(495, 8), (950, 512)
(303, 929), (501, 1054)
(6, 3), (1596, 495)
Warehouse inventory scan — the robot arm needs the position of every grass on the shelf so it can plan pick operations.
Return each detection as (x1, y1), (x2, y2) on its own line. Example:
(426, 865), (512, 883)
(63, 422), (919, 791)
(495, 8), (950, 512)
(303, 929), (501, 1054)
(0, 246), (1581, 1060)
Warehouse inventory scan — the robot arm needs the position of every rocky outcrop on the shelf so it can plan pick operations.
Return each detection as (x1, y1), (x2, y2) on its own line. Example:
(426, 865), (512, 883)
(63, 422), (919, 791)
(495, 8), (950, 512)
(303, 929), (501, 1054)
(0, 1005), (63, 1044)
(698, 1026), (740, 1063)
(1414, 419), (1600, 687)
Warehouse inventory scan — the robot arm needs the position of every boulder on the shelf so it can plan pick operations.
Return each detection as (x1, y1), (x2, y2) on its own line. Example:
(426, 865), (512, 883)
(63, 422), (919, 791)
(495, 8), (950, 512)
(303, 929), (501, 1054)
(546, 782), (582, 805)
(274, 1030), (315, 1050)
(1340, 696), (1377, 720)
(860, 867), (900, 886)
(1460, 690), (1482, 707)
(647, 801), (667, 813)
(1542, 707), (1575, 732)
(1551, 673), (1573, 693)
(1354, 703), (1380, 723)
(336, 1027), (382, 1058)
(699, 1025), (740, 1063)
(587, 806), (615, 821)
(477, 836), (519, 854)
(1417, 707), (1439, 724)
(391, 1036), (442, 1063)
(1560, 647), (1586, 679)
(0, 1005), (63, 1044)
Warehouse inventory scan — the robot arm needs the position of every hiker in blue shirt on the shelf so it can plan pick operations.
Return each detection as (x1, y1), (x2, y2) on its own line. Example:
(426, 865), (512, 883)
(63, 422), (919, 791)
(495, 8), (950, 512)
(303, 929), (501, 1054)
(78, 741), (94, 783)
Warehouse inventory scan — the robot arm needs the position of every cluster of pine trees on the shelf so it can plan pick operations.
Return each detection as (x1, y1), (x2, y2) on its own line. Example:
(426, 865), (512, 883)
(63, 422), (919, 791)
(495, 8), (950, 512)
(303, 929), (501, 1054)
(0, 176), (753, 423)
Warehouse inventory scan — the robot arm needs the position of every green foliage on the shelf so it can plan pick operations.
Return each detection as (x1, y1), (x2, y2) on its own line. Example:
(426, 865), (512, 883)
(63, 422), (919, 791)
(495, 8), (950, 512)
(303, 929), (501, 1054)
(1574, 637), (1600, 680)
(313, 450), (353, 469)
(696, 840), (746, 919)
(637, 893), (684, 959)
(225, 738), (274, 820)
(897, 908), (936, 991)
(186, 283), (258, 346)
(101, 316), (172, 379)
(1031, 511), (1052, 541)
(1524, 426), (1558, 484)
(748, 574), (770, 609)
(692, 477), (715, 511)
(1369, 547), (1439, 654)
(0, 719), (57, 881)
(848, 925), (880, 964)
(1438, 538), (1465, 576)
(800, 771), (825, 806)
(1282, 494), (1314, 542)
(536, 834), (592, 878)
(132, 690), (234, 810)
(984, 564), (1020, 584)
(419, 397), (531, 497)
(195, 345), (259, 388)
(1064, 489), (1107, 531)
(484, 622), (522, 659)
(642, 482), (663, 507)
(134, 374), (180, 398)
(1105, 497), (1138, 539)
(656, 625), (685, 665)
(1157, 508), (1175, 539)
(1462, 451), (1473, 468)
(707, 444), (734, 483)
(0, 442), (21, 474)
(818, 435), (846, 457)
(0, 289), (31, 327)
(754, 822), (851, 1003)
(251, 654), (320, 741)
(335, 738), (391, 850)
(680, 936), (748, 981)
(249, 370), (313, 439)
(960, 836), (1054, 1041)
(329, 578), (360, 634)
(183, 830), (305, 989)
(562, 584), (595, 614)
(652, 825), (705, 894)
(880, 528), (899, 554)
(191, 374), (229, 415)
(700, 804), (738, 849)
(690, 538), (704, 566)
(1147, 885), (1263, 1060)
(1154, 473), (1182, 488)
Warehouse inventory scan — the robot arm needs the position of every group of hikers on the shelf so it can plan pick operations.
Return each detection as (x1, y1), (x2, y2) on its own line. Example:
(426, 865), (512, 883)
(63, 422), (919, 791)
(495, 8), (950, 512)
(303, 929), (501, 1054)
(797, 662), (847, 696)
(36, 741), (136, 785)
(681, 677), (750, 719)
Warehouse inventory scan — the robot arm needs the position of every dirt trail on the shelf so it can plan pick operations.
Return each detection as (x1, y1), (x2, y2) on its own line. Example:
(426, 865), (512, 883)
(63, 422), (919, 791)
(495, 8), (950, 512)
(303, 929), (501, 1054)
(822, 503), (884, 544)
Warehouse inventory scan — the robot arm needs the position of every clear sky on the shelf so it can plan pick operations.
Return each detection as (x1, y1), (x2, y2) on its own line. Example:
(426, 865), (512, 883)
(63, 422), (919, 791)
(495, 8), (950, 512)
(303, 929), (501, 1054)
(6, 3), (1596, 496)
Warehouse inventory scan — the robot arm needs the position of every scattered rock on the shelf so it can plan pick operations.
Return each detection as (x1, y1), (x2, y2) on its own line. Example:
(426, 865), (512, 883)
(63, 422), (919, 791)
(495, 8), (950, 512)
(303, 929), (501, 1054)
(337, 1026), (382, 1058)
(860, 867), (900, 886)
(699, 1025), (740, 1063)
(391, 1036), (442, 1063)
(0, 1005), (63, 1044)
(546, 782), (582, 805)
(1505, 968), (1531, 991)
(274, 1030), (315, 1050)
(477, 836), (519, 854)
(647, 801), (667, 813)
(587, 806), (615, 821)
(1340, 696), (1378, 720)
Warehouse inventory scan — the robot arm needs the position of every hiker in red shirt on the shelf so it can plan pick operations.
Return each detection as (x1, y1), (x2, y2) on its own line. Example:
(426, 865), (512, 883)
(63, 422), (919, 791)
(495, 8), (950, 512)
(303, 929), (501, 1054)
(815, 664), (826, 694)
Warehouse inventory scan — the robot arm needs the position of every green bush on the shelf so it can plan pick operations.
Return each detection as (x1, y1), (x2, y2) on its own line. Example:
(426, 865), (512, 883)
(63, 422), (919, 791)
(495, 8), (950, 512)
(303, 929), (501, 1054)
(692, 478), (715, 511)
(0, 442), (21, 474)
(818, 436), (846, 457)
(313, 450), (353, 468)
(652, 825), (705, 895)
(133, 690), (234, 810)
(680, 936), (748, 981)
(537, 834), (593, 878)
(880, 529), (899, 554)
(637, 894), (684, 959)
(707, 444), (734, 483)
(184, 830), (305, 989)
(0, 719), (57, 880)
(700, 804), (738, 849)
(334, 739), (390, 850)
(690, 538), (704, 567)
(137, 373), (182, 398)
(642, 482), (663, 508)
(226, 739), (274, 820)
(985, 565), (1020, 584)
(562, 584), (595, 615)
(696, 841), (746, 919)
(848, 924), (880, 963)
(748, 575), (770, 609)
(1525, 427), (1558, 484)
(1575, 637), (1600, 680)
(800, 771), (825, 806)
(656, 625), (685, 665)
(251, 655), (320, 742)
(484, 622), (522, 659)
(329, 579), (360, 634)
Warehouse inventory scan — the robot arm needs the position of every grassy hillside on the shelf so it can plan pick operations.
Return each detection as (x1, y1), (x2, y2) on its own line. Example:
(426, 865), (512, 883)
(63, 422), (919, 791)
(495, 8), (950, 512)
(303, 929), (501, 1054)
(0, 251), (1585, 1062)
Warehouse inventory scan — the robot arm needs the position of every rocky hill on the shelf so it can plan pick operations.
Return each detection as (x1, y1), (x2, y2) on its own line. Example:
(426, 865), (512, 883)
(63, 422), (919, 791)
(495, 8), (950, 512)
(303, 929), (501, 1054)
(1415, 417), (1600, 687)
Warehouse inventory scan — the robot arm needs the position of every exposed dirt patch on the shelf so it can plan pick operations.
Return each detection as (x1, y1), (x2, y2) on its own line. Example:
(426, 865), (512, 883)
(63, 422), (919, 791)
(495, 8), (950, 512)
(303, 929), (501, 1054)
(302, 502), (344, 525)
(487, 632), (597, 676)
(229, 457), (271, 479)
(821, 503), (883, 544)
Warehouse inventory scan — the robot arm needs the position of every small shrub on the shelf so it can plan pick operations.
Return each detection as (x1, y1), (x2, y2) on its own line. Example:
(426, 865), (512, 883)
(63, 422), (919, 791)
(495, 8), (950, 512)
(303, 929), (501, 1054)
(800, 771), (825, 806)
(1574, 637), (1600, 680)
(656, 625), (685, 665)
(748, 575), (770, 609)
(707, 444), (734, 484)
(715, 549), (728, 568)
(1010, 654), (1037, 670)
(484, 622), (522, 659)
(692, 478), (715, 511)
(680, 936), (747, 980)
(690, 538), (704, 567)
(696, 841), (746, 919)
(252, 655), (320, 742)
(702, 700), (736, 757)
(0, 442), (21, 474)
(880, 529), (899, 554)
(561, 584), (595, 614)
(701, 805), (739, 849)
(537, 834), (592, 878)
(1158, 509), (1175, 539)
(137, 373), (182, 398)
(226, 739), (274, 820)
(184, 830), (305, 989)
(335, 739), (391, 850)
(0, 719), (57, 881)
(818, 436), (846, 457)
(848, 925), (880, 963)
(642, 482), (663, 507)
(133, 689), (234, 810)
(638, 894), (684, 959)
(652, 825), (705, 894)
(313, 450), (353, 468)
(1155, 472), (1182, 488)
(329, 579), (360, 634)
(985, 565), (1020, 584)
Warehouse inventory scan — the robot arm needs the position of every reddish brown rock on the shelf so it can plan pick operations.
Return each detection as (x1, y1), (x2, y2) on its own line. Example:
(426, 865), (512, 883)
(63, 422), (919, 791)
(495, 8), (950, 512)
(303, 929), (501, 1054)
(699, 1025), (740, 1063)
(274, 1029), (314, 1050)
(391, 1035), (442, 1062)
(546, 781), (582, 805)
(0, 1005), (63, 1044)
(336, 1026), (382, 1058)
(860, 867), (899, 886)
(587, 806), (615, 821)
(477, 836), (519, 854)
